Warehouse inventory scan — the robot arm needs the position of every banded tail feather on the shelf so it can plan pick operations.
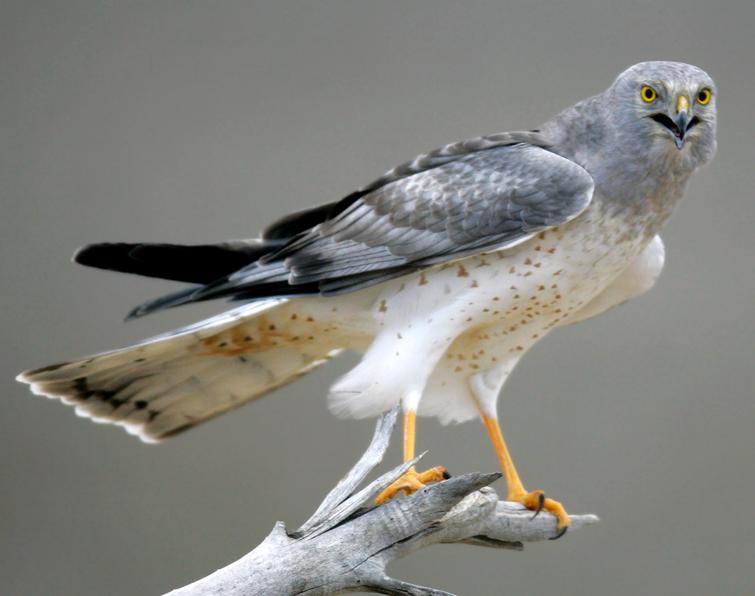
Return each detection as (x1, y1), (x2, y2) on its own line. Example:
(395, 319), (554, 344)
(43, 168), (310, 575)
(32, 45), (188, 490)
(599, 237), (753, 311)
(17, 300), (346, 442)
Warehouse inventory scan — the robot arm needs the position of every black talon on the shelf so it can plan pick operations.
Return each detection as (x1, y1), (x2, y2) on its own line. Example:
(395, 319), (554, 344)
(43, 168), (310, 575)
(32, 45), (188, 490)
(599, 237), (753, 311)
(549, 526), (568, 540)
(442, 470), (452, 480)
(530, 493), (546, 520)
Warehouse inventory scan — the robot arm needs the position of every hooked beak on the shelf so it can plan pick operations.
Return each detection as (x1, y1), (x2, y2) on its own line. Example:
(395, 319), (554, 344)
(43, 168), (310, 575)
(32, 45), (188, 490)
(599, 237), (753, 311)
(649, 94), (699, 150)
(674, 95), (691, 149)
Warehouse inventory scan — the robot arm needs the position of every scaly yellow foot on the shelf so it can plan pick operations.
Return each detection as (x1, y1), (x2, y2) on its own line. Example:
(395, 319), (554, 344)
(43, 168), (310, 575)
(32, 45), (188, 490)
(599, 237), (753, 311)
(375, 465), (449, 505)
(512, 489), (570, 538)
(479, 413), (570, 538)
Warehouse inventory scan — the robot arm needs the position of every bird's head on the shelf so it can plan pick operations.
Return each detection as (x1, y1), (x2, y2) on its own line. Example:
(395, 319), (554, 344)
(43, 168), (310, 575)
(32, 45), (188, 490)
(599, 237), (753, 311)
(608, 61), (717, 170)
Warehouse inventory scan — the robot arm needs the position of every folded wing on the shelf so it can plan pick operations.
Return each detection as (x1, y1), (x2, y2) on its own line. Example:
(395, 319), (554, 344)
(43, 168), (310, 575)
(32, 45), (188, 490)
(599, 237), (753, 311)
(98, 132), (594, 318)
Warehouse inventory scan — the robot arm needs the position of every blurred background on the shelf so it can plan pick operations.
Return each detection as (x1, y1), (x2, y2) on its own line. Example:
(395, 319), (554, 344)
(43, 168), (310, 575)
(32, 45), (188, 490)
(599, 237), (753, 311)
(2, 1), (754, 594)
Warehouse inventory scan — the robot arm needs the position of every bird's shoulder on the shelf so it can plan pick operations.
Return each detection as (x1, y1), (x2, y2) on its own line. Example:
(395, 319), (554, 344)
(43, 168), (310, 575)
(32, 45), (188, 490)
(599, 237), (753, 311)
(263, 130), (559, 240)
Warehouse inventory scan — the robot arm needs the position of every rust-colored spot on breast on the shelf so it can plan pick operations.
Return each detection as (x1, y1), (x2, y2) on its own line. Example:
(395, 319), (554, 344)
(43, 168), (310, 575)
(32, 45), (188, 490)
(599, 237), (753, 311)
(378, 299), (388, 313)
(457, 265), (469, 277)
(418, 272), (429, 286)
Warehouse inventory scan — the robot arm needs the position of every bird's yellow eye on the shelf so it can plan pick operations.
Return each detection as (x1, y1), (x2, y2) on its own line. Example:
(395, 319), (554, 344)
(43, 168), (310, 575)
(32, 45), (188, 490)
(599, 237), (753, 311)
(697, 87), (712, 105)
(640, 85), (657, 103)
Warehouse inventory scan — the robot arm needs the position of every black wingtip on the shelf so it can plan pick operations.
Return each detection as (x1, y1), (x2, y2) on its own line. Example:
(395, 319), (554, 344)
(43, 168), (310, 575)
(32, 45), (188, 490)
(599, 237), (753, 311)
(71, 245), (87, 264)
(124, 307), (144, 322)
(73, 242), (131, 267)
(124, 286), (203, 321)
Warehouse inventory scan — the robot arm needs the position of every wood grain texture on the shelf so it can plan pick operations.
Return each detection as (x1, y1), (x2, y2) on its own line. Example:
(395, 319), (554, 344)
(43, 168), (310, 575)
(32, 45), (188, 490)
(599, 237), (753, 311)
(165, 408), (598, 596)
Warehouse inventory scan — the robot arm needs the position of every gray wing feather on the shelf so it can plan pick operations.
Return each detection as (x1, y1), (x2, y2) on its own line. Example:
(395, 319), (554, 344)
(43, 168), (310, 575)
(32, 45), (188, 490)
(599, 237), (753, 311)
(260, 130), (551, 242)
(133, 132), (591, 315)
(357, 130), (551, 194)
(208, 143), (593, 294)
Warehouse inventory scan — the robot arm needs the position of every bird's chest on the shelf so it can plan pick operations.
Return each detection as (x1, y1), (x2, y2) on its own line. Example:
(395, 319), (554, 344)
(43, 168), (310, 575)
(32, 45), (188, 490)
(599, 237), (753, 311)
(368, 196), (657, 347)
(530, 199), (653, 308)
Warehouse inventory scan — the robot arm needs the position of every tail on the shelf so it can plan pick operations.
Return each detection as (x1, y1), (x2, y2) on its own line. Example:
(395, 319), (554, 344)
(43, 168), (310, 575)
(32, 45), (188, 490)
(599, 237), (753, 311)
(16, 299), (343, 442)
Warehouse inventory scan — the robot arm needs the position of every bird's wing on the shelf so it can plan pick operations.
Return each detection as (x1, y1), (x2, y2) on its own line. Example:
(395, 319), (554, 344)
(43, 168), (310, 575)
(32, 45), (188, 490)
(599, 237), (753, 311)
(562, 235), (666, 325)
(261, 130), (552, 241)
(192, 143), (593, 297)
(128, 133), (594, 317)
(73, 240), (285, 284)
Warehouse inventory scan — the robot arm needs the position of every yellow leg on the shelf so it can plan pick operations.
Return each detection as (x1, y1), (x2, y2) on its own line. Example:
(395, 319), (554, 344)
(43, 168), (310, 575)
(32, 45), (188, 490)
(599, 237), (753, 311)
(404, 410), (416, 462)
(375, 410), (448, 504)
(481, 413), (570, 534)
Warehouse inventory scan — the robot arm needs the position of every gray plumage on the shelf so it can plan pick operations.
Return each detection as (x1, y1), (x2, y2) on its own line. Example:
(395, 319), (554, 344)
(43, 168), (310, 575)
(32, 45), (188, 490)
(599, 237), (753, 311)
(126, 136), (592, 316)
(209, 145), (592, 288)
(18, 61), (717, 445)
(124, 63), (715, 318)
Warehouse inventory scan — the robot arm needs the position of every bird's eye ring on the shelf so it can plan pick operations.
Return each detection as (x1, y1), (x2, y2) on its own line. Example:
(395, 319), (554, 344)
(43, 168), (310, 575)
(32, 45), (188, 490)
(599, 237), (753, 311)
(697, 88), (712, 105)
(640, 86), (657, 103)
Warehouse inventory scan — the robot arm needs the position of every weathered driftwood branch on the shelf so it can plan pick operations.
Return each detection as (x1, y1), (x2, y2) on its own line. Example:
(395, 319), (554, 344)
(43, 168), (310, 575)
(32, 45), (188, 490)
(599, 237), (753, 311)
(165, 408), (598, 595)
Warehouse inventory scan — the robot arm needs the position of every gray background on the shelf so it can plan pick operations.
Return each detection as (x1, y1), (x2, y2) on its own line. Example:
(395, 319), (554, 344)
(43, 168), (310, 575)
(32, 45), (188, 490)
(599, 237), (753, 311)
(2, 1), (754, 595)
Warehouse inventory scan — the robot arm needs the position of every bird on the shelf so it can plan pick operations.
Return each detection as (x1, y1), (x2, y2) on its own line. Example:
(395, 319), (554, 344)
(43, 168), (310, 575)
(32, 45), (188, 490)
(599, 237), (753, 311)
(17, 61), (717, 534)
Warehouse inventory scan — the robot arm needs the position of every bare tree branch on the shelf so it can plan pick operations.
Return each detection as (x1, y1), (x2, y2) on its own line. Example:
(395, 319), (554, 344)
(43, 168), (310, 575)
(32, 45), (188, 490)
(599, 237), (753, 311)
(165, 408), (598, 595)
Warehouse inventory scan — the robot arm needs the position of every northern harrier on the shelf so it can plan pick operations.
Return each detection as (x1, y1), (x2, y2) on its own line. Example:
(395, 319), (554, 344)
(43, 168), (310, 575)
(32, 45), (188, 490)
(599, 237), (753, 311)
(18, 62), (717, 534)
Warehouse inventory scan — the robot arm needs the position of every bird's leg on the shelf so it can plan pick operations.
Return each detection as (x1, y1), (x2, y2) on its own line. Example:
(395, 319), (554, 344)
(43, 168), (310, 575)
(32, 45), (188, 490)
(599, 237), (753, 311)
(375, 409), (448, 504)
(480, 413), (570, 536)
